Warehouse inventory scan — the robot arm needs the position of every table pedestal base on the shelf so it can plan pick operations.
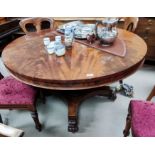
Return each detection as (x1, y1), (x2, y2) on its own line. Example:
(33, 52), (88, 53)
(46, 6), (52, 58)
(48, 86), (116, 133)
(66, 86), (116, 132)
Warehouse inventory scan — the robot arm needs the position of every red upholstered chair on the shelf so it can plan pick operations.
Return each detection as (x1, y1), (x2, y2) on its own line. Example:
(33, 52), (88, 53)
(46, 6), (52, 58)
(0, 73), (42, 131)
(123, 90), (155, 137)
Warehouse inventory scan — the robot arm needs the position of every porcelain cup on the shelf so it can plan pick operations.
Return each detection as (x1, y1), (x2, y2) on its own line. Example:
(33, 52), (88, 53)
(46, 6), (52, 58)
(43, 37), (50, 46)
(47, 41), (55, 54)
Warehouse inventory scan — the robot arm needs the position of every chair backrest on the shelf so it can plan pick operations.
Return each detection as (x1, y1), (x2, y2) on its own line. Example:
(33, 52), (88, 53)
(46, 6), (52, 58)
(122, 17), (139, 32)
(19, 17), (54, 35)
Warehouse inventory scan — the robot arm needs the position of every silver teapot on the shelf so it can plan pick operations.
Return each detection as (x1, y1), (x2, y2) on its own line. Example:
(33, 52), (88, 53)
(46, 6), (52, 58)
(95, 18), (118, 46)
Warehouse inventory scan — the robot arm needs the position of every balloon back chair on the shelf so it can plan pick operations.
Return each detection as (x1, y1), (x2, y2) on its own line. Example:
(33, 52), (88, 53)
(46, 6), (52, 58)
(0, 72), (42, 131)
(123, 17), (139, 32)
(123, 89), (155, 137)
(19, 17), (54, 35)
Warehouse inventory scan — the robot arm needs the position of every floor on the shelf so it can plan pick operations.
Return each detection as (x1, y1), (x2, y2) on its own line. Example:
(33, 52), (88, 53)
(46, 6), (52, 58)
(0, 58), (155, 137)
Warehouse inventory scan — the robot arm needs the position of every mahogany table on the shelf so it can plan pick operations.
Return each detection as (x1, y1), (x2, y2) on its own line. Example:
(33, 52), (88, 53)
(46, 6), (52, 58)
(2, 29), (147, 132)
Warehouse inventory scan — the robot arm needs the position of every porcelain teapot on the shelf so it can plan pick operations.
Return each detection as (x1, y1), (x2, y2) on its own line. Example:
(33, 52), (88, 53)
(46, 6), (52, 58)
(95, 18), (118, 46)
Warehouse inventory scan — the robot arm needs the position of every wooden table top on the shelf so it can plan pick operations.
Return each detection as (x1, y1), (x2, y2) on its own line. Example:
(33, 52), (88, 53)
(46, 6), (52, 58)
(2, 29), (147, 90)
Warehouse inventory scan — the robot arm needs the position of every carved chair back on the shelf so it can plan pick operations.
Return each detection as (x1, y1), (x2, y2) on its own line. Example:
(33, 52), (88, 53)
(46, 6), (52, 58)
(19, 17), (54, 35)
(122, 17), (139, 32)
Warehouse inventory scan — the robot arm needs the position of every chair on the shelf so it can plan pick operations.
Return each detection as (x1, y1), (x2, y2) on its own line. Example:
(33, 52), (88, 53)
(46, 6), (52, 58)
(123, 90), (155, 137)
(121, 17), (139, 32)
(0, 73), (42, 131)
(19, 17), (54, 35)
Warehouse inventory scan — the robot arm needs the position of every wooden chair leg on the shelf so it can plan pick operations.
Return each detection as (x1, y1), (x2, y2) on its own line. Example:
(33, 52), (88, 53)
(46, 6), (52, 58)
(0, 72), (3, 80)
(39, 89), (46, 104)
(147, 86), (155, 101)
(123, 105), (131, 137)
(31, 110), (42, 132)
(0, 114), (3, 123)
(3, 110), (12, 125)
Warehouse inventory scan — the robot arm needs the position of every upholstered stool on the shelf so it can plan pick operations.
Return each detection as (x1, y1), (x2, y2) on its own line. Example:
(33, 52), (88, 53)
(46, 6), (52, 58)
(123, 100), (155, 137)
(0, 76), (42, 131)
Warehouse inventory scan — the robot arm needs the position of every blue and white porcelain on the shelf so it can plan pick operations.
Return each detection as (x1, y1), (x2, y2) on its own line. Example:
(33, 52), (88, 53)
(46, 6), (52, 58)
(96, 18), (118, 46)
(64, 26), (74, 47)
(47, 41), (55, 54)
(54, 36), (66, 56)
(74, 24), (96, 39)
(43, 37), (50, 46)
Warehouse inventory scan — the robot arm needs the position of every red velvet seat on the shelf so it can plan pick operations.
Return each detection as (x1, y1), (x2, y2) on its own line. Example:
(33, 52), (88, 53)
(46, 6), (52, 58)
(0, 76), (36, 104)
(0, 76), (42, 131)
(123, 100), (155, 137)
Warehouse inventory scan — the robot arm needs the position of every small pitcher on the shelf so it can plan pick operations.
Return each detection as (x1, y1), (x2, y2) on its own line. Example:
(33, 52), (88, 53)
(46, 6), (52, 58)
(95, 18), (118, 46)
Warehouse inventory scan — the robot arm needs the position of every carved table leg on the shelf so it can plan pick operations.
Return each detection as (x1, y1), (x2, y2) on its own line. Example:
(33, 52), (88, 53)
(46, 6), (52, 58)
(65, 86), (116, 132)
(68, 101), (79, 133)
(57, 86), (117, 133)
(116, 80), (134, 97)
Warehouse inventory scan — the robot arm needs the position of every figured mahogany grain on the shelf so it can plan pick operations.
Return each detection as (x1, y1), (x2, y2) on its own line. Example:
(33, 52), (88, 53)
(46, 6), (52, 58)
(2, 29), (147, 90)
